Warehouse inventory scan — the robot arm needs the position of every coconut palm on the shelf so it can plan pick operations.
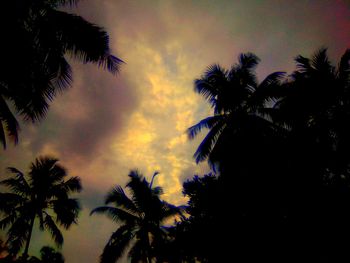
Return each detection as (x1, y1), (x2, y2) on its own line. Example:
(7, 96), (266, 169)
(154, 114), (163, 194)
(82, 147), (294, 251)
(30, 246), (64, 263)
(269, 48), (350, 194)
(187, 53), (285, 170)
(91, 170), (183, 263)
(0, 156), (82, 258)
(0, 0), (122, 148)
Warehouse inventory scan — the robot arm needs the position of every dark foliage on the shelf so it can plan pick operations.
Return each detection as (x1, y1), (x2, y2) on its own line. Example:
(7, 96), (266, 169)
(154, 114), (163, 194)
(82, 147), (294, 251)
(0, 0), (122, 148)
(182, 49), (350, 262)
(0, 156), (82, 258)
(91, 170), (183, 263)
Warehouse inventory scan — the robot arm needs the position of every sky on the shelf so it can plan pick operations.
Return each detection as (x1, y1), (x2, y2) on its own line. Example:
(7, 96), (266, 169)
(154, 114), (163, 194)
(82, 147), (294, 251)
(1, 0), (350, 262)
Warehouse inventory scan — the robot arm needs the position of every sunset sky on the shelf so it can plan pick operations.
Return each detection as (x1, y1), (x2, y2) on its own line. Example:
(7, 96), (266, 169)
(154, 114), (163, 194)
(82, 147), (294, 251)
(1, 0), (350, 262)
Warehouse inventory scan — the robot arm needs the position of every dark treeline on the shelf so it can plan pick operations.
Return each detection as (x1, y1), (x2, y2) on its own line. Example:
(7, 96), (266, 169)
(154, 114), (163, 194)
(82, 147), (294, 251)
(166, 49), (350, 262)
(0, 0), (122, 148)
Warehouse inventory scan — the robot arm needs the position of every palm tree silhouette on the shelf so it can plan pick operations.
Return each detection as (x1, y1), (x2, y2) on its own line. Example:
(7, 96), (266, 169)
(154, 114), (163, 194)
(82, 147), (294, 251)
(274, 48), (350, 172)
(0, 0), (123, 148)
(187, 53), (285, 171)
(14, 246), (64, 263)
(25, 246), (64, 263)
(268, 49), (350, 260)
(91, 170), (183, 263)
(0, 156), (82, 259)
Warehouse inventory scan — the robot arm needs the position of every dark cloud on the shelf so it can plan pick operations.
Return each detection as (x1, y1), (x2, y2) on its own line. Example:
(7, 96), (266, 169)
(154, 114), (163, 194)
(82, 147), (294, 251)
(25, 62), (138, 161)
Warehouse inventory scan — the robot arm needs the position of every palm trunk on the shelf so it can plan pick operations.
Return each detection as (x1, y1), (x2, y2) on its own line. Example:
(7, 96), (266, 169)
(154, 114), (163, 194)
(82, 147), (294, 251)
(142, 230), (152, 263)
(22, 214), (35, 259)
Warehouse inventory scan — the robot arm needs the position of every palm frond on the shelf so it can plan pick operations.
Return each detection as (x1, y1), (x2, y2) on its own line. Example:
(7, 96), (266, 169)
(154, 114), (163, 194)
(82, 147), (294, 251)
(55, 176), (82, 194)
(43, 9), (123, 74)
(48, 164), (67, 184)
(295, 55), (312, 74)
(194, 64), (227, 107)
(51, 198), (80, 228)
(43, 213), (63, 247)
(100, 225), (134, 263)
(1, 169), (30, 196)
(104, 185), (138, 215)
(29, 157), (65, 187)
(128, 239), (147, 263)
(338, 49), (350, 84)
(13, 74), (54, 122)
(0, 121), (6, 149)
(152, 186), (163, 196)
(253, 71), (286, 103)
(48, 176), (82, 200)
(90, 206), (138, 224)
(311, 48), (332, 73)
(6, 217), (31, 255)
(127, 170), (156, 213)
(0, 193), (26, 213)
(50, 0), (80, 7)
(0, 213), (19, 230)
(0, 95), (19, 148)
(237, 53), (260, 71)
(149, 171), (159, 189)
(53, 56), (73, 91)
(160, 202), (184, 222)
(187, 115), (225, 140)
(193, 119), (227, 163)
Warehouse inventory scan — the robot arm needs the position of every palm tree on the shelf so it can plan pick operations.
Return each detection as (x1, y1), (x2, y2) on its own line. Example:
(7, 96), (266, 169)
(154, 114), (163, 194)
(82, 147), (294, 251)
(25, 246), (64, 263)
(187, 53), (285, 171)
(274, 48), (350, 175)
(0, 156), (82, 259)
(91, 170), (183, 263)
(0, 0), (123, 148)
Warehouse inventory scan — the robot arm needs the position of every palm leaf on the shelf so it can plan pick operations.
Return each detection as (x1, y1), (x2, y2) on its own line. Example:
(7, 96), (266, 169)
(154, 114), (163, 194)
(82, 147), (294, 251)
(338, 49), (350, 85)
(152, 186), (163, 196)
(128, 239), (147, 263)
(43, 9), (123, 74)
(52, 56), (73, 91)
(127, 171), (156, 213)
(193, 118), (227, 163)
(90, 206), (138, 224)
(43, 213), (63, 247)
(160, 202), (184, 222)
(0, 213), (19, 230)
(252, 71), (286, 104)
(1, 169), (30, 196)
(237, 53), (260, 71)
(61, 176), (82, 193)
(0, 95), (19, 148)
(51, 198), (80, 228)
(295, 55), (312, 73)
(49, 0), (80, 7)
(187, 115), (225, 140)
(100, 225), (134, 263)
(6, 217), (31, 255)
(194, 64), (227, 107)
(105, 186), (138, 216)
(0, 193), (26, 213)
(311, 48), (333, 73)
